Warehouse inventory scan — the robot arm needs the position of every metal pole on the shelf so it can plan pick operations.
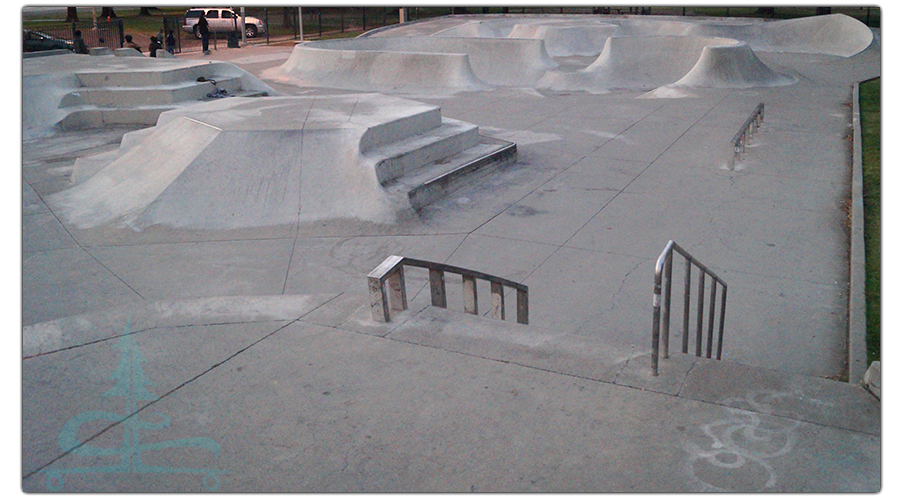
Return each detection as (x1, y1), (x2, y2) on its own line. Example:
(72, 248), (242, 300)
(716, 287), (727, 360)
(706, 281), (717, 358)
(299, 7), (303, 41)
(682, 258), (692, 354)
(695, 272), (705, 357)
(661, 251), (673, 359)
(651, 270), (662, 376)
(240, 7), (246, 45)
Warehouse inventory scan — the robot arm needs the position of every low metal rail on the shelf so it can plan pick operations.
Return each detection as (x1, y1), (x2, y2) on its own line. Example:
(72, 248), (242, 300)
(731, 103), (765, 168)
(651, 241), (728, 376)
(368, 255), (529, 324)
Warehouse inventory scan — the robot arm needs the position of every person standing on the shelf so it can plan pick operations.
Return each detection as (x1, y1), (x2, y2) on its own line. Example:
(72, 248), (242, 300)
(72, 29), (89, 54)
(148, 36), (161, 57)
(198, 12), (210, 54)
(165, 29), (176, 54)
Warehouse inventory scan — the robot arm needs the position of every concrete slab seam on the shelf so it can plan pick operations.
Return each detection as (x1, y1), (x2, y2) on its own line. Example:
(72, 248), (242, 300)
(23, 292), (346, 480)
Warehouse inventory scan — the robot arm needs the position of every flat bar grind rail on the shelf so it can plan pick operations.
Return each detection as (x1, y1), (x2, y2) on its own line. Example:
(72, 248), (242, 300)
(368, 255), (528, 325)
(651, 241), (728, 376)
(731, 103), (765, 168)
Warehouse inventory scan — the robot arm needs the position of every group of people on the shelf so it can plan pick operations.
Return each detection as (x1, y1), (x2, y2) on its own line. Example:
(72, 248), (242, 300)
(74, 29), (177, 57)
(71, 11), (213, 57)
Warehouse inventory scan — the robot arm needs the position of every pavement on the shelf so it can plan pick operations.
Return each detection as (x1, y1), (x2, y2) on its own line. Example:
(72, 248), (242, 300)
(20, 14), (882, 492)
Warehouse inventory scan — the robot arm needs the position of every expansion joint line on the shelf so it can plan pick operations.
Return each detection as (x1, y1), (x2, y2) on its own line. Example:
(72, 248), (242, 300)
(560, 93), (730, 251)
(283, 98), (318, 295)
(25, 178), (147, 302)
(24, 292), (344, 480)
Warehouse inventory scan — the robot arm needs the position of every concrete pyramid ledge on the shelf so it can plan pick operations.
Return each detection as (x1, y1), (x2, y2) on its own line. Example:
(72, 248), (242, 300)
(49, 94), (515, 230)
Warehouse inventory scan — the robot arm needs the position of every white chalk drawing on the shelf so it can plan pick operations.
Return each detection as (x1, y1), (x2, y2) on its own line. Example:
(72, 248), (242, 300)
(684, 390), (800, 492)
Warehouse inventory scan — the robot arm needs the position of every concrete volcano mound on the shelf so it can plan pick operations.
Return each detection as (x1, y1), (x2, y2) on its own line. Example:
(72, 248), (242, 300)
(49, 95), (515, 230)
(538, 35), (795, 93)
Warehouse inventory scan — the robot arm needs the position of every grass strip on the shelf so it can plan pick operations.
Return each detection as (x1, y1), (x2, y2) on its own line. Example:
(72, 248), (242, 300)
(859, 78), (880, 364)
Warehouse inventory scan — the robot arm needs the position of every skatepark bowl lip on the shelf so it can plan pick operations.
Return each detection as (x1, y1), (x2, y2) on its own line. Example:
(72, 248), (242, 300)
(269, 13), (870, 96)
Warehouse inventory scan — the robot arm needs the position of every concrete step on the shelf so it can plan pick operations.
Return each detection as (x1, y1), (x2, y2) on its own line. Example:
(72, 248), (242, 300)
(59, 77), (245, 108)
(385, 306), (880, 435)
(57, 89), (269, 131)
(384, 135), (517, 209)
(372, 118), (481, 184)
(358, 105), (444, 153)
(75, 65), (225, 87)
(58, 105), (176, 130)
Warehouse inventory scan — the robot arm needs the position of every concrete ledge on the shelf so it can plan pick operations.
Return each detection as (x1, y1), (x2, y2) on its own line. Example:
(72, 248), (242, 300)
(848, 81), (868, 385)
(864, 361), (881, 399)
(23, 49), (71, 58)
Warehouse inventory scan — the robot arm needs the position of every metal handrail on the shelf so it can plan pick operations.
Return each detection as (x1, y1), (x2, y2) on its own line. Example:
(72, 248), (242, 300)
(731, 103), (765, 168)
(651, 241), (728, 376)
(367, 255), (529, 325)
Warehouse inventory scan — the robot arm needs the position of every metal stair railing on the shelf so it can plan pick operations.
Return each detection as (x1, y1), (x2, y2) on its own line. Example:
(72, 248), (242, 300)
(367, 255), (529, 325)
(731, 103), (765, 168)
(651, 241), (728, 376)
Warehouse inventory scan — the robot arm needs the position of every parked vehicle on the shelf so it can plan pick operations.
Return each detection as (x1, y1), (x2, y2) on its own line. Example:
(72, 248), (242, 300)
(182, 8), (266, 38)
(23, 29), (73, 52)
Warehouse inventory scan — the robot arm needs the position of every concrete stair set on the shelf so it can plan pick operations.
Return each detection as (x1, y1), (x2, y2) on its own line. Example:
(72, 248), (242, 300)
(364, 105), (516, 210)
(57, 65), (267, 130)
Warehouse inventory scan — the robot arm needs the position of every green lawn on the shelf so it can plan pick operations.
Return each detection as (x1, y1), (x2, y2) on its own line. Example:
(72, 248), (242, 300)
(859, 78), (880, 364)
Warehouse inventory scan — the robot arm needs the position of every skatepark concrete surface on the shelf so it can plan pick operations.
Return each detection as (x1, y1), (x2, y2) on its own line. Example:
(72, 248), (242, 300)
(21, 13), (881, 492)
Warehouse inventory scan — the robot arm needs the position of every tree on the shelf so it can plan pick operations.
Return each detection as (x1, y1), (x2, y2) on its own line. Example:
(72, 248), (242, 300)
(282, 7), (293, 28)
(139, 7), (152, 16)
(100, 7), (118, 19)
(65, 7), (79, 22)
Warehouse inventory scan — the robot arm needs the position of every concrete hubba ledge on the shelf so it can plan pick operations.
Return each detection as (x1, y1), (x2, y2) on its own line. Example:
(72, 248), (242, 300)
(49, 94), (513, 230)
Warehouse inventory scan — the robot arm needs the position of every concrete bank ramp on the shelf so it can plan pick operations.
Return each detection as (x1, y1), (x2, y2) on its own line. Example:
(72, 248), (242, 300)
(538, 35), (795, 93)
(752, 13), (874, 57)
(49, 94), (514, 230)
(267, 36), (557, 93)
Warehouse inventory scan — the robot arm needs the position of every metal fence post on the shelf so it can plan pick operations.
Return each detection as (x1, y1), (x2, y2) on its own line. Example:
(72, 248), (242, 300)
(463, 275), (478, 315)
(661, 251), (673, 359)
(429, 269), (447, 308)
(490, 282), (505, 321)
(682, 257), (692, 354)
(695, 272), (705, 357)
(651, 267), (663, 377)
